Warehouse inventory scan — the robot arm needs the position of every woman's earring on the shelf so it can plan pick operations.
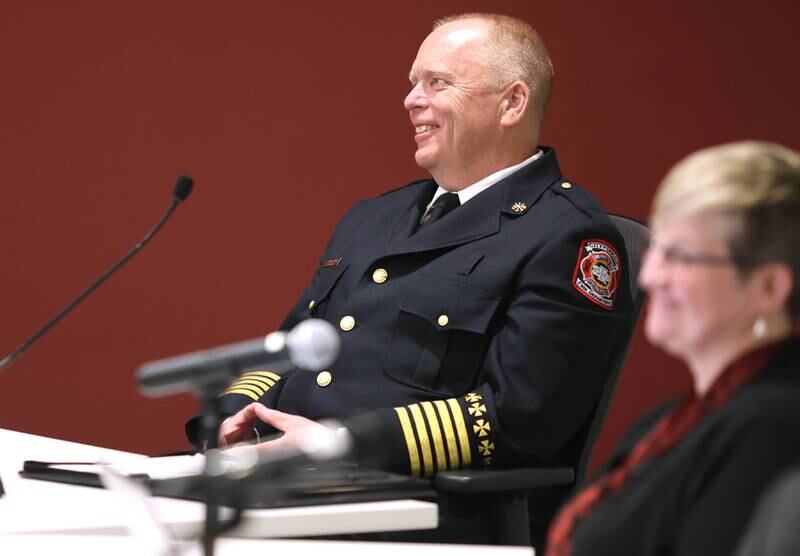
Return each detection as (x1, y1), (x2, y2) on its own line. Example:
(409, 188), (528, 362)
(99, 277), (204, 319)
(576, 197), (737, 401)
(753, 317), (768, 339)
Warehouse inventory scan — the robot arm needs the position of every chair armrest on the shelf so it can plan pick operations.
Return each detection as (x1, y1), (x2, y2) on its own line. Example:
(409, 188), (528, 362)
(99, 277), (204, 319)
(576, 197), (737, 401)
(434, 467), (574, 493)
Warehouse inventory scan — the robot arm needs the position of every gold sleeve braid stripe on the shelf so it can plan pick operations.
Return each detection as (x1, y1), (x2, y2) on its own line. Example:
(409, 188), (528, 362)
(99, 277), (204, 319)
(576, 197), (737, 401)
(408, 404), (434, 477)
(242, 370), (281, 382)
(420, 402), (447, 472)
(447, 398), (472, 467)
(394, 407), (421, 477)
(224, 387), (262, 400)
(221, 371), (282, 401)
(394, 398), (472, 477)
(233, 379), (276, 393)
(433, 400), (461, 468)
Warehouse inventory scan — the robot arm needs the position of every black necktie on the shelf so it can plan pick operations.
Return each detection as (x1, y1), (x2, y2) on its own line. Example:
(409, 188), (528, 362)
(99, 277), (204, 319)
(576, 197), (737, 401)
(419, 192), (460, 227)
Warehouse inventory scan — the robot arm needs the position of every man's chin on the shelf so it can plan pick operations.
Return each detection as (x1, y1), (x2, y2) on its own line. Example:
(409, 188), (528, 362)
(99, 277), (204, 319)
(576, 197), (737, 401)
(414, 148), (438, 171)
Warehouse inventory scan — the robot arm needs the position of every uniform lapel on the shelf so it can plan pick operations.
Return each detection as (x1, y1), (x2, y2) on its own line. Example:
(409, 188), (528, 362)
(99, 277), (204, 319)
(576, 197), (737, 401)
(387, 181), (503, 255)
(385, 147), (563, 257)
(386, 180), (436, 246)
(498, 147), (562, 219)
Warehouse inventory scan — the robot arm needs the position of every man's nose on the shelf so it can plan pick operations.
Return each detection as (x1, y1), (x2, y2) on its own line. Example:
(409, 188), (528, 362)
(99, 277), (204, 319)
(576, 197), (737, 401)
(404, 82), (426, 111)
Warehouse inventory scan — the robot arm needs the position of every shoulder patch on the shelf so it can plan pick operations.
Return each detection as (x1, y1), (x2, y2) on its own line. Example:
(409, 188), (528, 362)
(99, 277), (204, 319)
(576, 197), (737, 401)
(572, 239), (621, 310)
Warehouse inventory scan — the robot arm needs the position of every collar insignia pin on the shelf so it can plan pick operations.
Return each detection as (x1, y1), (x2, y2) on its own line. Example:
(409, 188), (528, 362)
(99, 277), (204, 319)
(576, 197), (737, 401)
(511, 201), (527, 213)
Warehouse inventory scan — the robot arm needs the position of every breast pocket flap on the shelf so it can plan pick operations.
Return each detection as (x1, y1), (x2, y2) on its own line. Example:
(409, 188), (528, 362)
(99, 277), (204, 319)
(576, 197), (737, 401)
(398, 275), (500, 334)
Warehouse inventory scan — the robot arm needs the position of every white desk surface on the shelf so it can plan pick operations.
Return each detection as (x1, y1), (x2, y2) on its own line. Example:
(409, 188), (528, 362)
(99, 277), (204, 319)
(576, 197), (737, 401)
(0, 428), (437, 538)
(1, 535), (535, 555)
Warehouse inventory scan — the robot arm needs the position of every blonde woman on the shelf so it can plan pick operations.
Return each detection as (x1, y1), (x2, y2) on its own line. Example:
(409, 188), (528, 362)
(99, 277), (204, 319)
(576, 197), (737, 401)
(547, 141), (800, 556)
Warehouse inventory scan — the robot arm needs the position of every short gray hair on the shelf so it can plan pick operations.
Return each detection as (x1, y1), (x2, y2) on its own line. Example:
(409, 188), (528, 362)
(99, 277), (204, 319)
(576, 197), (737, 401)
(434, 13), (554, 120)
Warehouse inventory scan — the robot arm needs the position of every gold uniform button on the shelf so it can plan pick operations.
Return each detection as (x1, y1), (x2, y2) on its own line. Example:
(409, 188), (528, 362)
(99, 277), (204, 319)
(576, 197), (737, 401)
(437, 314), (449, 327)
(372, 268), (389, 284)
(316, 371), (332, 387)
(561, 181), (573, 190)
(307, 299), (316, 310)
(339, 315), (356, 331)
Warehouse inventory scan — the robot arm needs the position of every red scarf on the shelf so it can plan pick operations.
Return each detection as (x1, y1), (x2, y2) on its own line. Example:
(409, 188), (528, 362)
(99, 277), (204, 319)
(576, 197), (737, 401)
(546, 339), (791, 556)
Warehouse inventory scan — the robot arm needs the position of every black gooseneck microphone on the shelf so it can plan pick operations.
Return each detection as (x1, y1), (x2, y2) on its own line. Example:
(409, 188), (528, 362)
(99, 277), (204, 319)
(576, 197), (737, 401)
(0, 175), (194, 372)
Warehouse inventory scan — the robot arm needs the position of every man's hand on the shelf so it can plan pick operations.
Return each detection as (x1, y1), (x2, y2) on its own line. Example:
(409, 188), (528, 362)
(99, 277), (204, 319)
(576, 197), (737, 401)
(218, 402), (329, 452)
(218, 402), (263, 447)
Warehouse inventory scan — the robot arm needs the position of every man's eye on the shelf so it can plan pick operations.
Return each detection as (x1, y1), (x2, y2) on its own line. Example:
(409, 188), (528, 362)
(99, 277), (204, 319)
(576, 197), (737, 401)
(431, 78), (447, 87)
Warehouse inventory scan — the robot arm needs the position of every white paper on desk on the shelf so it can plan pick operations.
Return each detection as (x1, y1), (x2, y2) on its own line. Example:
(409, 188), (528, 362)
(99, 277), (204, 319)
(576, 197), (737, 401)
(97, 465), (177, 555)
(109, 454), (208, 478)
(97, 466), (209, 556)
(49, 453), (208, 479)
(51, 448), (258, 482)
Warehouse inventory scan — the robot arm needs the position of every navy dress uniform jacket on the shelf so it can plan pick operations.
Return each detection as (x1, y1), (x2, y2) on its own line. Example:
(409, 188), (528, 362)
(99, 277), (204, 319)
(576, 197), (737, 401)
(188, 147), (633, 481)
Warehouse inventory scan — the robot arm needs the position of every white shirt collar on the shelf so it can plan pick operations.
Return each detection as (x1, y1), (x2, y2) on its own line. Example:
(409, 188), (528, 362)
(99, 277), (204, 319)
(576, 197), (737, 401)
(429, 149), (544, 206)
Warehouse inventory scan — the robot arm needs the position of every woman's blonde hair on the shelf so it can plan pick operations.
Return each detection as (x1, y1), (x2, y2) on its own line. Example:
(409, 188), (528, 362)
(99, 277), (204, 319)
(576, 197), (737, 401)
(652, 140), (800, 316)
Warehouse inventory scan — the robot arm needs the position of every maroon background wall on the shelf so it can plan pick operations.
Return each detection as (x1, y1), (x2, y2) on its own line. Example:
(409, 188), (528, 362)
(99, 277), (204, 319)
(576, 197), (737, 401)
(1, 1), (798, 470)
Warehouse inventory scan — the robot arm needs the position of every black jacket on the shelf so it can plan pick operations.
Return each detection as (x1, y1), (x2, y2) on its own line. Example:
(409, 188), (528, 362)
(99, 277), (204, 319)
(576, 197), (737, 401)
(190, 147), (632, 480)
(569, 339), (800, 556)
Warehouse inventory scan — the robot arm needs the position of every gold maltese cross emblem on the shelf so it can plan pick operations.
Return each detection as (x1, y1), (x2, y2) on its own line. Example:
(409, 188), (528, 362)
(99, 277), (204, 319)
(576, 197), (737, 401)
(511, 201), (527, 213)
(473, 419), (492, 437)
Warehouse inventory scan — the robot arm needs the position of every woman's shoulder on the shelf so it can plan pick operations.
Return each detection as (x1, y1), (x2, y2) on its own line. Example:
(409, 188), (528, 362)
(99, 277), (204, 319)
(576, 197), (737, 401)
(727, 350), (800, 423)
(697, 368), (800, 464)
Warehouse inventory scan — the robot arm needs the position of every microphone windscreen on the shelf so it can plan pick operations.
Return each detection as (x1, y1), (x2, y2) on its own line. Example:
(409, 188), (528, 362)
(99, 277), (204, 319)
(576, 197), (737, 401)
(173, 175), (194, 201)
(286, 319), (340, 370)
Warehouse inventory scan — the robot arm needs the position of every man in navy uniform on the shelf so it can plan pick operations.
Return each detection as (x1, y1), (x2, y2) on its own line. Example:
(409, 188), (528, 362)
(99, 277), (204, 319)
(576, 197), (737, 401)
(189, 12), (633, 544)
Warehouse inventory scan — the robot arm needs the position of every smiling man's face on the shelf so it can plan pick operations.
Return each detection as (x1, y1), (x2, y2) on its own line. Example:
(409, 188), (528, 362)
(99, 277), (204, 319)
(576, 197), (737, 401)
(404, 20), (508, 189)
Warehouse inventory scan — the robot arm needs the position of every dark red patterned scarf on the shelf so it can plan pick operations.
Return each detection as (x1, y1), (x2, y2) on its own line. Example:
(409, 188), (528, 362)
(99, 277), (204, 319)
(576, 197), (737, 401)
(546, 337), (794, 556)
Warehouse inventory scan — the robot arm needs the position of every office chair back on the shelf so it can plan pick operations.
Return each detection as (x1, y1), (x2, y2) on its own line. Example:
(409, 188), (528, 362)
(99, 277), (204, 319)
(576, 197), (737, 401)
(433, 214), (651, 547)
(572, 214), (650, 482)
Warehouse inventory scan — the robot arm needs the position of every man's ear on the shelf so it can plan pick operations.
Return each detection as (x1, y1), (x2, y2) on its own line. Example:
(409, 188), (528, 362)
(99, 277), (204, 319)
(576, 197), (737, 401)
(499, 81), (530, 127)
